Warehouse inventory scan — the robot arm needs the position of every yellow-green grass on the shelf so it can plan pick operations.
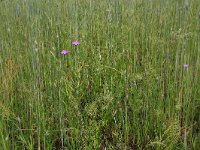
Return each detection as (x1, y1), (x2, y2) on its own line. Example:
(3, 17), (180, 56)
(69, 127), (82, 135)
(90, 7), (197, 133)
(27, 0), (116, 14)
(0, 0), (199, 149)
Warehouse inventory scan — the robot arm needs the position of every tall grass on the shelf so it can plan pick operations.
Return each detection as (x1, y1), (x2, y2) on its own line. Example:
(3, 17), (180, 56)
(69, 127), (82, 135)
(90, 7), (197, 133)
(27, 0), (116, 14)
(0, 0), (200, 149)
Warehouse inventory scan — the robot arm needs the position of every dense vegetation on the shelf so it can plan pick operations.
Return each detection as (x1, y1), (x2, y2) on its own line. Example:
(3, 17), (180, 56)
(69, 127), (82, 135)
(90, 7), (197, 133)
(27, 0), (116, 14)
(0, 0), (199, 149)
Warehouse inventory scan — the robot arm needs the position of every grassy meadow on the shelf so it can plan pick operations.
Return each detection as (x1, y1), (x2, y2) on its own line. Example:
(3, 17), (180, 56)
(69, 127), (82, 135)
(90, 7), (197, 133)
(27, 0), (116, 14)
(0, 0), (200, 149)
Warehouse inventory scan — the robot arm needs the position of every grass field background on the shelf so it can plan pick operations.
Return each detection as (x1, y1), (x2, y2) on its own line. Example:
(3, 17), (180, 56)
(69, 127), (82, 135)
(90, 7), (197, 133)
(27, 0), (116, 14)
(0, 0), (200, 149)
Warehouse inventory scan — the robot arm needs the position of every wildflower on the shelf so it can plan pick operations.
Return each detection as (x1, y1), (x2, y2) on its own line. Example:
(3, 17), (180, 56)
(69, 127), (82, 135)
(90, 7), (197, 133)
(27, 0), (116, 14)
(61, 50), (69, 55)
(133, 80), (137, 86)
(183, 64), (189, 68)
(45, 130), (49, 136)
(72, 41), (80, 46)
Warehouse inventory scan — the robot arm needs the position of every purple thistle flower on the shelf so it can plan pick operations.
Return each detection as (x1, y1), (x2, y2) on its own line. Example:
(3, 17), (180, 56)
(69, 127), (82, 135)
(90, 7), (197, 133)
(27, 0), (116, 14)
(72, 41), (80, 46)
(183, 64), (189, 68)
(61, 50), (69, 55)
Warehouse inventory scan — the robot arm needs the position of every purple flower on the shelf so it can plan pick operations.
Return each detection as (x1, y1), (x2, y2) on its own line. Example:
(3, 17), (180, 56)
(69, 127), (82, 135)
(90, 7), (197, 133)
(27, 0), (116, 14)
(183, 64), (189, 68)
(72, 41), (80, 46)
(61, 50), (69, 55)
